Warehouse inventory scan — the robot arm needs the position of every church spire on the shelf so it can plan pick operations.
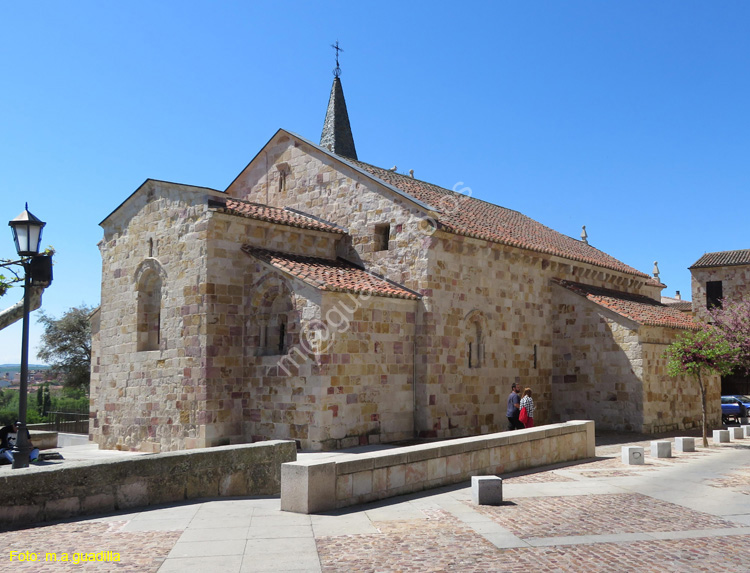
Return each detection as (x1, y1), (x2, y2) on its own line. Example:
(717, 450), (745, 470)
(320, 42), (358, 160)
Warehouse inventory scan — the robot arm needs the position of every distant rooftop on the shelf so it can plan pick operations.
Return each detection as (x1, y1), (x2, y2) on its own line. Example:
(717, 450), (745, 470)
(690, 249), (750, 269)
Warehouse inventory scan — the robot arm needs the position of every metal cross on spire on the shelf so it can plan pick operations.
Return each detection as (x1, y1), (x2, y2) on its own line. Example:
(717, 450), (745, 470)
(331, 40), (343, 77)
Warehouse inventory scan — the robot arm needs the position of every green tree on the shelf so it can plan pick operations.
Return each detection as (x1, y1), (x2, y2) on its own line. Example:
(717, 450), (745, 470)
(37, 305), (94, 393)
(665, 328), (736, 447)
(0, 389), (45, 426)
(36, 383), (51, 416)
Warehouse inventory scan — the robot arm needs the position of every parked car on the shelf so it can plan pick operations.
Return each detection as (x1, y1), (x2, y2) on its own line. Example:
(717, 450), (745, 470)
(721, 395), (750, 423)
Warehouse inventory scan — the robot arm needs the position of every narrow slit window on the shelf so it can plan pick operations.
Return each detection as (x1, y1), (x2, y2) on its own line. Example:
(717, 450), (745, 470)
(374, 224), (390, 252)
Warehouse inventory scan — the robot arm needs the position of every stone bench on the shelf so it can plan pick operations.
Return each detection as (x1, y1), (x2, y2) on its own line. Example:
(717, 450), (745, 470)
(742, 426), (750, 438)
(281, 421), (596, 513)
(471, 475), (503, 505)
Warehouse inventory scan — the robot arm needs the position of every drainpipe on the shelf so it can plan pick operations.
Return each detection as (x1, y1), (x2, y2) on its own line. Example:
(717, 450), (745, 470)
(413, 298), (420, 439)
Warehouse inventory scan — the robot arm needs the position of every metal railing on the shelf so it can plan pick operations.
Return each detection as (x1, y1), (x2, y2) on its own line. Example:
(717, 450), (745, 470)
(32, 410), (89, 435)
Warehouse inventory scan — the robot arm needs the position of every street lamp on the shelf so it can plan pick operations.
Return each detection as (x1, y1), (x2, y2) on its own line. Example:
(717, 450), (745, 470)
(8, 204), (47, 469)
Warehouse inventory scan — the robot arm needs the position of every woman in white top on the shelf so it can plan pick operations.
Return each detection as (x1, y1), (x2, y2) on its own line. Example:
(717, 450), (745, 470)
(520, 388), (535, 428)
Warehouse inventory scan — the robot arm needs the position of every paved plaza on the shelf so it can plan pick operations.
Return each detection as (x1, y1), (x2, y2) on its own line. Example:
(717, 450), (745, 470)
(2, 431), (750, 572)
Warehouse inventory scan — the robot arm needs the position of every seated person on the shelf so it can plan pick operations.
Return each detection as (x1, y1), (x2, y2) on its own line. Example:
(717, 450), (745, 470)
(0, 422), (39, 464)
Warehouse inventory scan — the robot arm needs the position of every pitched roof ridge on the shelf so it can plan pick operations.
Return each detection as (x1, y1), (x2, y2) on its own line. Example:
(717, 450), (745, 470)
(243, 245), (341, 264)
(552, 278), (698, 330)
(690, 248), (750, 269)
(214, 198), (345, 234)
(352, 161), (649, 279)
(242, 245), (420, 300)
(349, 159), (528, 216)
(283, 207), (348, 232)
(553, 279), (664, 305)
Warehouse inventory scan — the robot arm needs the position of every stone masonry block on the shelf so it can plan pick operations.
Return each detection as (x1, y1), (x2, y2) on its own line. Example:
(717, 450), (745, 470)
(280, 461), (336, 514)
(471, 475), (503, 505)
(622, 446), (644, 465)
(674, 437), (695, 453)
(713, 430), (730, 444)
(650, 441), (671, 458)
(730, 426), (744, 440)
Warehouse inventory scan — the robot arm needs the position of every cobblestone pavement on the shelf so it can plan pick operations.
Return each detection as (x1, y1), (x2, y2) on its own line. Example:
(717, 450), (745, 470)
(0, 521), (180, 572)
(2, 432), (750, 572)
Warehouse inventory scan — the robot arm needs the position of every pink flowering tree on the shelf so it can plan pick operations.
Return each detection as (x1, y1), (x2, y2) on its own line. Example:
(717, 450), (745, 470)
(665, 328), (735, 447)
(708, 295), (750, 375)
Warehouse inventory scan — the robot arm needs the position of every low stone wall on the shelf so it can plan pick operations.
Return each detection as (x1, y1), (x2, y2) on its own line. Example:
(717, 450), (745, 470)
(281, 421), (595, 513)
(0, 440), (296, 528)
(28, 430), (58, 450)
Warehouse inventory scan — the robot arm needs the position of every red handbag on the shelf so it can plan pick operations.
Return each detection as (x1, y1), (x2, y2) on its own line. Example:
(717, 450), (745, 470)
(519, 406), (529, 424)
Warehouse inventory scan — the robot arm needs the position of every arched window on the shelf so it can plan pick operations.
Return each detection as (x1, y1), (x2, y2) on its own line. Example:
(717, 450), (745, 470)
(135, 260), (166, 352)
(249, 276), (294, 357)
(465, 310), (486, 369)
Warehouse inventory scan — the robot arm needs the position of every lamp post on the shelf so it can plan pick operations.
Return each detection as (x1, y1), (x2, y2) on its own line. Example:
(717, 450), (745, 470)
(8, 204), (46, 469)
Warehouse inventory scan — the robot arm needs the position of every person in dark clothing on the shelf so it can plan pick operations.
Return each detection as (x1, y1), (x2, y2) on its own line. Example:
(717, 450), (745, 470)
(0, 422), (39, 464)
(506, 383), (524, 430)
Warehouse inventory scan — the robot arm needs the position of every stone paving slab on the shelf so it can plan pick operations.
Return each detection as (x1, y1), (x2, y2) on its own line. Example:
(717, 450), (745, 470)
(1, 433), (750, 572)
(470, 492), (744, 538)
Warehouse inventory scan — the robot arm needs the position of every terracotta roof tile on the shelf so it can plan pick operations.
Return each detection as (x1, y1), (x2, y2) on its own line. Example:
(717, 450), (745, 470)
(242, 246), (420, 300)
(661, 296), (693, 312)
(553, 279), (698, 330)
(349, 160), (649, 279)
(690, 249), (750, 269)
(211, 197), (345, 234)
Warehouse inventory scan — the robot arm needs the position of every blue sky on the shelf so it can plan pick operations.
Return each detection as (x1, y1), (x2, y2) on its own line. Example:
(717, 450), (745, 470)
(1, 1), (749, 364)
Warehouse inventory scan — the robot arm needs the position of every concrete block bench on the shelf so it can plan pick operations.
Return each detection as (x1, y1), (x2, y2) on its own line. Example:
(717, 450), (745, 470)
(622, 446), (644, 465)
(650, 441), (671, 458)
(471, 476), (502, 505)
(281, 421), (595, 513)
(713, 429), (730, 444)
(674, 437), (695, 453)
(743, 426), (750, 438)
(730, 427), (744, 440)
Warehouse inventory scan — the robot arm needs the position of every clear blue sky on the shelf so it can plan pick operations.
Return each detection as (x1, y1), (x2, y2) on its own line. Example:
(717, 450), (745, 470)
(1, 1), (749, 364)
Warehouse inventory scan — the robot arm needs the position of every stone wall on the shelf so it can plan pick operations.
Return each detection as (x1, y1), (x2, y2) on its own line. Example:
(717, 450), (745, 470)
(0, 440), (296, 529)
(281, 420), (594, 513)
(194, 211), (339, 449)
(93, 181), (218, 452)
(551, 285), (644, 430)
(226, 132), (667, 441)
(94, 132), (693, 453)
(551, 285), (719, 432)
(227, 134), (432, 293)
(640, 326), (721, 432)
(691, 264), (750, 322)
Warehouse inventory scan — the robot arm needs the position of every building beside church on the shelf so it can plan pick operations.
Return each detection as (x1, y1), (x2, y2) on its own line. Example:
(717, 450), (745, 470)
(690, 249), (750, 395)
(90, 72), (714, 452)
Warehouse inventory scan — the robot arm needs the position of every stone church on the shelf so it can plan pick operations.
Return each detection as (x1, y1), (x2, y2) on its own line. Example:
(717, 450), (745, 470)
(90, 72), (712, 452)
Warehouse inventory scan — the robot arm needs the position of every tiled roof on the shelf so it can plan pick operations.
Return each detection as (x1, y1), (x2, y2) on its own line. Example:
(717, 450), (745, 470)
(690, 249), (750, 269)
(211, 197), (345, 234)
(553, 279), (698, 330)
(242, 246), (420, 300)
(661, 296), (693, 312)
(348, 160), (649, 279)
